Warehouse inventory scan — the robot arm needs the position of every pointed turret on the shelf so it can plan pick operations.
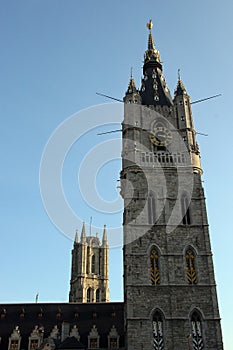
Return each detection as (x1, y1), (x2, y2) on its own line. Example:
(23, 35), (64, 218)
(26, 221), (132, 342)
(173, 70), (202, 174)
(81, 222), (86, 244)
(74, 229), (78, 244)
(124, 69), (142, 104)
(126, 69), (137, 95)
(174, 69), (188, 97)
(140, 20), (173, 107)
(102, 225), (108, 247)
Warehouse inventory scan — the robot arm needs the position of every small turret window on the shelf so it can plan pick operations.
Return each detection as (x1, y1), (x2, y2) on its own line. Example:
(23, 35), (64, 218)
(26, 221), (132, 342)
(109, 338), (118, 348)
(90, 338), (98, 348)
(30, 339), (39, 349)
(9, 340), (19, 350)
(181, 116), (185, 121)
(154, 95), (159, 101)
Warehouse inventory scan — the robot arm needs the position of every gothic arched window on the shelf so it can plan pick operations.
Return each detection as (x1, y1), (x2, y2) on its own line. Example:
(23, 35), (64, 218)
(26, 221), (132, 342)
(181, 194), (191, 225)
(186, 248), (197, 284)
(152, 311), (164, 350)
(96, 289), (100, 303)
(148, 192), (156, 225)
(190, 311), (204, 350)
(87, 288), (91, 303)
(91, 255), (95, 274)
(150, 247), (160, 285)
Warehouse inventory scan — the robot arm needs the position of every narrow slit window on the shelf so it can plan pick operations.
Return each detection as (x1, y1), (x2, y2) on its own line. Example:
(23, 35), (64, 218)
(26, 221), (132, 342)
(87, 288), (91, 303)
(150, 248), (160, 285)
(91, 254), (95, 274)
(148, 192), (156, 225)
(186, 248), (197, 284)
(96, 289), (100, 303)
(181, 195), (191, 225)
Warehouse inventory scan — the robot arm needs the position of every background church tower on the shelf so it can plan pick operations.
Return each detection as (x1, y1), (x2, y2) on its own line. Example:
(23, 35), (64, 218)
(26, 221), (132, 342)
(121, 20), (223, 350)
(69, 223), (109, 303)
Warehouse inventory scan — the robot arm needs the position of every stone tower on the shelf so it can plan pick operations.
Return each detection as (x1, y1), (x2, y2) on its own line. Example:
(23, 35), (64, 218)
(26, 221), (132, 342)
(69, 223), (109, 303)
(121, 20), (223, 350)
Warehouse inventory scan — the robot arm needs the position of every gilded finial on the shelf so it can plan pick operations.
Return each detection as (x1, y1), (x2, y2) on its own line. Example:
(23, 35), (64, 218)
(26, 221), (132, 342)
(147, 19), (153, 31)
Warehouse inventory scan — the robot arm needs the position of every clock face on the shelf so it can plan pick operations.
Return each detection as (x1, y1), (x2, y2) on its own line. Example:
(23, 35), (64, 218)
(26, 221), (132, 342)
(149, 126), (172, 146)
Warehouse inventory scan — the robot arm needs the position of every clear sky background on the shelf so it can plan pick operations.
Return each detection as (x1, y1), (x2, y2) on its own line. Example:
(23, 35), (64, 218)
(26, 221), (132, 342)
(0, 0), (232, 348)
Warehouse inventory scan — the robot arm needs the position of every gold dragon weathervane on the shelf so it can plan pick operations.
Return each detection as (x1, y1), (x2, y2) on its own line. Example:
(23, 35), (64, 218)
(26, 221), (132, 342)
(147, 19), (153, 31)
(145, 19), (161, 63)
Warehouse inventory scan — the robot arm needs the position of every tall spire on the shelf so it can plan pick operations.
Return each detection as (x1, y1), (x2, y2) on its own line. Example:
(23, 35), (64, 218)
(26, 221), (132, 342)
(144, 19), (161, 66)
(140, 20), (173, 107)
(102, 224), (108, 247)
(81, 222), (86, 243)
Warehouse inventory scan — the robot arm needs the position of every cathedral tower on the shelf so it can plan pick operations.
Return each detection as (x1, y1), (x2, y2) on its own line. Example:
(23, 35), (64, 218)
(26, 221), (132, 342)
(121, 20), (223, 350)
(69, 223), (109, 303)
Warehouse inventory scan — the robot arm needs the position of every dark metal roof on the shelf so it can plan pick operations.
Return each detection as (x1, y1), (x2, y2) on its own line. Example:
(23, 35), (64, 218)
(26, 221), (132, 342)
(0, 302), (124, 350)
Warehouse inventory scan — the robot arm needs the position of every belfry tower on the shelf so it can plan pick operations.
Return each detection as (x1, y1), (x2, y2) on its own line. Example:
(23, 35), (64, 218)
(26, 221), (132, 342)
(69, 223), (109, 303)
(121, 20), (223, 350)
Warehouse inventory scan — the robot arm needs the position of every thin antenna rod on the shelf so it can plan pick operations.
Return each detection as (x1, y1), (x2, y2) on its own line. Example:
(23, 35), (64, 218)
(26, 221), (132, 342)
(191, 94), (221, 105)
(97, 129), (122, 136)
(96, 92), (123, 103)
(97, 92), (221, 105)
(35, 293), (39, 303)
(196, 131), (208, 136)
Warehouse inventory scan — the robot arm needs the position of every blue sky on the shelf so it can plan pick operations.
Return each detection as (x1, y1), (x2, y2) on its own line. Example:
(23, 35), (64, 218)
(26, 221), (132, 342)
(0, 0), (233, 348)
